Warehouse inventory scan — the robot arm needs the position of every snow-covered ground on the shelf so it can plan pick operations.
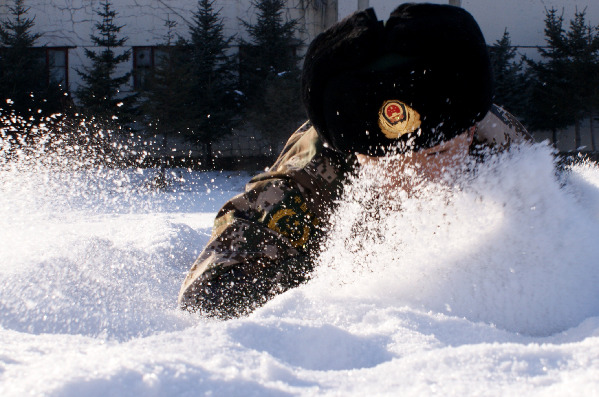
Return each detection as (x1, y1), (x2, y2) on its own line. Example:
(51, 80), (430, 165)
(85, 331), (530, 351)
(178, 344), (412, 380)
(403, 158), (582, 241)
(1, 128), (599, 396)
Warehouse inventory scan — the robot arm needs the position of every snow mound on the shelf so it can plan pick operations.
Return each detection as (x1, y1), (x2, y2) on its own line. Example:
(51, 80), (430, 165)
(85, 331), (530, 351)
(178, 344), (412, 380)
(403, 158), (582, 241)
(0, 129), (241, 340)
(2, 117), (599, 395)
(0, 221), (200, 340)
(309, 143), (599, 336)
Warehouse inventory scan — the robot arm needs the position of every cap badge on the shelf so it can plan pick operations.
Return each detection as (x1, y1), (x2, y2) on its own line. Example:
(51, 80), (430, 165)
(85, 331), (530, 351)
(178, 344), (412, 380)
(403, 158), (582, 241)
(378, 100), (422, 139)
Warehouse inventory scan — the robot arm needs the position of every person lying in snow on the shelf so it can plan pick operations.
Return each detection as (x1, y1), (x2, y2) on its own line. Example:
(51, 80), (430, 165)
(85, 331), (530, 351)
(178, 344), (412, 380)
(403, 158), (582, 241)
(179, 3), (531, 318)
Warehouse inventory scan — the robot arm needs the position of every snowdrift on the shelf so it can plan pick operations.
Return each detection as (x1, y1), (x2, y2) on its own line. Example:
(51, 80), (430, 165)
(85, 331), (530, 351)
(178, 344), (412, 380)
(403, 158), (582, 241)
(1, 128), (599, 395)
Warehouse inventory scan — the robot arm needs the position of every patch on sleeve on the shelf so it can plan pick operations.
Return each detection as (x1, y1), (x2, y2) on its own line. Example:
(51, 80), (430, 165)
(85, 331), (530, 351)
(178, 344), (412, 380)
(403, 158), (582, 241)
(265, 194), (319, 248)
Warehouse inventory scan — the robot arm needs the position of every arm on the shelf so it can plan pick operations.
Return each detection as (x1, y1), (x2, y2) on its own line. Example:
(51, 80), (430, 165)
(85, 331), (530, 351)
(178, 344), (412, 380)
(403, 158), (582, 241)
(179, 125), (354, 319)
(179, 178), (320, 318)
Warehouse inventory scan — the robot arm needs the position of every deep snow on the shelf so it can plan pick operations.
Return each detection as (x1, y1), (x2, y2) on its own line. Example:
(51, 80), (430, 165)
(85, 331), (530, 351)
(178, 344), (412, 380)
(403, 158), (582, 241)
(1, 126), (599, 396)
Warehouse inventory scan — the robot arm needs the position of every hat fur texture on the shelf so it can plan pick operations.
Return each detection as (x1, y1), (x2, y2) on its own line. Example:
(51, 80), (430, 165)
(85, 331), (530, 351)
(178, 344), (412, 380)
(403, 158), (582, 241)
(301, 3), (493, 155)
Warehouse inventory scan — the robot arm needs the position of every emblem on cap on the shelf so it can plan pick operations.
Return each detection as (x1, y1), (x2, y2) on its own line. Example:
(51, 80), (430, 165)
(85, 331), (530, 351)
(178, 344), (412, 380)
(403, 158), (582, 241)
(378, 100), (422, 139)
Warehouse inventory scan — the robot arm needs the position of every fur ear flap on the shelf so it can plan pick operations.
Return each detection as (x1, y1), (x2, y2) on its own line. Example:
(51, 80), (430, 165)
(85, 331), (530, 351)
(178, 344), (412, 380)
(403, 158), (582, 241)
(301, 8), (384, 148)
(302, 4), (493, 156)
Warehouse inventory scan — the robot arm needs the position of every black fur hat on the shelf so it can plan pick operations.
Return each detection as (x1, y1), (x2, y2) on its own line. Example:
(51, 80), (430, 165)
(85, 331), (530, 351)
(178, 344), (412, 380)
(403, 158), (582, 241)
(302, 3), (493, 156)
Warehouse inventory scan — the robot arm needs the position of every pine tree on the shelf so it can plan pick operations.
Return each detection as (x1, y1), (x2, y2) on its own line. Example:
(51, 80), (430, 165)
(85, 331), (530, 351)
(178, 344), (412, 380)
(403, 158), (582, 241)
(139, 19), (192, 173)
(0, 0), (64, 121)
(239, 0), (304, 154)
(183, 0), (239, 167)
(563, 10), (599, 150)
(76, 0), (136, 121)
(526, 8), (599, 149)
(239, 0), (300, 97)
(525, 8), (574, 144)
(489, 29), (528, 117)
(140, 20), (190, 138)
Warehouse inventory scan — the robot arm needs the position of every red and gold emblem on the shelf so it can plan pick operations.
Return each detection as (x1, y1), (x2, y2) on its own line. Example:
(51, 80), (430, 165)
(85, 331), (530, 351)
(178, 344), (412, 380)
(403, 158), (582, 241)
(378, 100), (421, 139)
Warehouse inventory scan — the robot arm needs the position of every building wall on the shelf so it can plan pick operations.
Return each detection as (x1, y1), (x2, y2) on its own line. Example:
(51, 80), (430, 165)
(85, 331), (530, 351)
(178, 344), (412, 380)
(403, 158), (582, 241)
(0, 0), (339, 162)
(0, 0), (337, 95)
(3, 0), (598, 154)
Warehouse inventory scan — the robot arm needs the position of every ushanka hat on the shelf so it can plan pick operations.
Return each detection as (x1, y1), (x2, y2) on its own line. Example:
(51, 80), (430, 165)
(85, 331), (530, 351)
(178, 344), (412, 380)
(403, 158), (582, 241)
(302, 3), (493, 156)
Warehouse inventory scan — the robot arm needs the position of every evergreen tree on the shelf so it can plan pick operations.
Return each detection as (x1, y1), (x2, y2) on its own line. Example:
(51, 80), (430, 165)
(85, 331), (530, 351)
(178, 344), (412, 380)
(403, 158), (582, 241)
(239, 0), (304, 154)
(183, 0), (239, 167)
(140, 20), (190, 138)
(489, 29), (527, 117)
(526, 8), (599, 149)
(239, 0), (300, 97)
(0, 0), (65, 122)
(139, 19), (192, 173)
(563, 10), (599, 150)
(525, 8), (574, 144)
(76, 0), (136, 121)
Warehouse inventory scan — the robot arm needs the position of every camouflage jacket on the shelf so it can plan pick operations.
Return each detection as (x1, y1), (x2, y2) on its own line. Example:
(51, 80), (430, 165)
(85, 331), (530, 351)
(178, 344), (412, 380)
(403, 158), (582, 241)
(178, 122), (357, 318)
(178, 105), (530, 318)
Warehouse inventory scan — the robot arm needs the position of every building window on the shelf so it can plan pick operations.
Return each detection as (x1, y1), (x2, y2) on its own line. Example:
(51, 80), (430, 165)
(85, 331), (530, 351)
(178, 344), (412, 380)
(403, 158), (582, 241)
(5, 47), (70, 89)
(133, 46), (169, 91)
(46, 47), (69, 88)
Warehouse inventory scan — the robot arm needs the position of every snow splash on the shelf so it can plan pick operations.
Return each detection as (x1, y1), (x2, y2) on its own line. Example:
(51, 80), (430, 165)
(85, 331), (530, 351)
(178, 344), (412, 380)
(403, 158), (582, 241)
(2, 113), (599, 395)
(1, 118), (598, 338)
(309, 143), (599, 336)
(0, 114), (240, 340)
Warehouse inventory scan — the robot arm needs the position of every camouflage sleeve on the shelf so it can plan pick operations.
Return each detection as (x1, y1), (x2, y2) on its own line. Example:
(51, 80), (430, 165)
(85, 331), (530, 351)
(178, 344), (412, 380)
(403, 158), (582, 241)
(178, 124), (354, 319)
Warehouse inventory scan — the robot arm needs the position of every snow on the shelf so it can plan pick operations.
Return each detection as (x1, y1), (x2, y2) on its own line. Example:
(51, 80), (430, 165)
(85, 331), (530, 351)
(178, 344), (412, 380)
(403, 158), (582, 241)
(1, 127), (599, 395)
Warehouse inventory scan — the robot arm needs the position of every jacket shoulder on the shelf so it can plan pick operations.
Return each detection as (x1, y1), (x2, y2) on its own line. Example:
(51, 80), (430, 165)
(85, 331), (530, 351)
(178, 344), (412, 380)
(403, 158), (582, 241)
(475, 104), (532, 149)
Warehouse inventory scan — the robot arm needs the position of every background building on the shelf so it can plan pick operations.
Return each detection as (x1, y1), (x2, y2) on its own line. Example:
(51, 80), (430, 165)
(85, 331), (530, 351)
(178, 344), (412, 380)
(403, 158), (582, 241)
(0, 0), (337, 99)
(2, 0), (598, 155)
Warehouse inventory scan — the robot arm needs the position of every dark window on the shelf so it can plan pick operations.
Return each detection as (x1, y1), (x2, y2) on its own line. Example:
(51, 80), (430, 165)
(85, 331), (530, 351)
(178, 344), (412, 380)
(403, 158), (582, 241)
(133, 46), (169, 90)
(46, 47), (69, 88)
(24, 47), (70, 90)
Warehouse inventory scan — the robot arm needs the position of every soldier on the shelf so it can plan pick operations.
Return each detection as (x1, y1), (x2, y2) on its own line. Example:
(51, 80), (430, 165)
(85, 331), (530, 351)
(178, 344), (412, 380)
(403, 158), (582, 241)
(178, 3), (531, 318)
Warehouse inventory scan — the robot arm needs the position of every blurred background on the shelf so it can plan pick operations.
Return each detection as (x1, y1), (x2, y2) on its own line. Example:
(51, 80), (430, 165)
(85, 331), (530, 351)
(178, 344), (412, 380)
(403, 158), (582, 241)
(1, 0), (598, 169)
